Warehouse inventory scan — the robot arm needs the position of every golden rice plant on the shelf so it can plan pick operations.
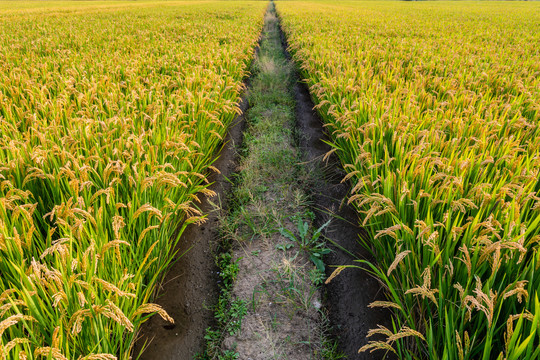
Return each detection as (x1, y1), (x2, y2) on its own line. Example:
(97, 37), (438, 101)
(278, 1), (540, 359)
(0, 1), (265, 359)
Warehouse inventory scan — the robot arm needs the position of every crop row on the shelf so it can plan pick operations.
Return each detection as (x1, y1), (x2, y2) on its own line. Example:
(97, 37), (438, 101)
(277, 1), (540, 359)
(0, 2), (265, 359)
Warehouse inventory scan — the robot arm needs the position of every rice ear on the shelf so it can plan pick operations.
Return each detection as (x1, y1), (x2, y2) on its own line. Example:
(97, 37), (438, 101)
(387, 250), (411, 276)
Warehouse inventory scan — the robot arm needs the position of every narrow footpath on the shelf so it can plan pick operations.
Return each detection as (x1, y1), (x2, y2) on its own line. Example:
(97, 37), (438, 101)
(201, 5), (342, 359)
(200, 2), (392, 358)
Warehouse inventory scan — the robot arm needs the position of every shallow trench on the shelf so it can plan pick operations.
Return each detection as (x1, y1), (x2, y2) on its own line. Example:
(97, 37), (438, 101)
(291, 58), (393, 360)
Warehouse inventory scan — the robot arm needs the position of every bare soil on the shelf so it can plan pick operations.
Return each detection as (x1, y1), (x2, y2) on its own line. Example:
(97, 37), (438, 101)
(223, 228), (323, 360)
(135, 98), (247, 360)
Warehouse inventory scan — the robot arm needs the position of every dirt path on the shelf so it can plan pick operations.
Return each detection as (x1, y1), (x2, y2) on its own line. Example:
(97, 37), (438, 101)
(135, 97), (247, 360)
(212, 6), (334, 360)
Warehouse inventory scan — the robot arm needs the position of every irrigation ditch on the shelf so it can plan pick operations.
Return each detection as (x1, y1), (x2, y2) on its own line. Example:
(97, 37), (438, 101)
(136, 3), (391, 359)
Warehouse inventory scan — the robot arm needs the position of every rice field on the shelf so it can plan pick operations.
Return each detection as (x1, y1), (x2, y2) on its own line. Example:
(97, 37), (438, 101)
(3, 0), (540, 359)
(0, 1), (265, 358)
(277, 1), (540, 359)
